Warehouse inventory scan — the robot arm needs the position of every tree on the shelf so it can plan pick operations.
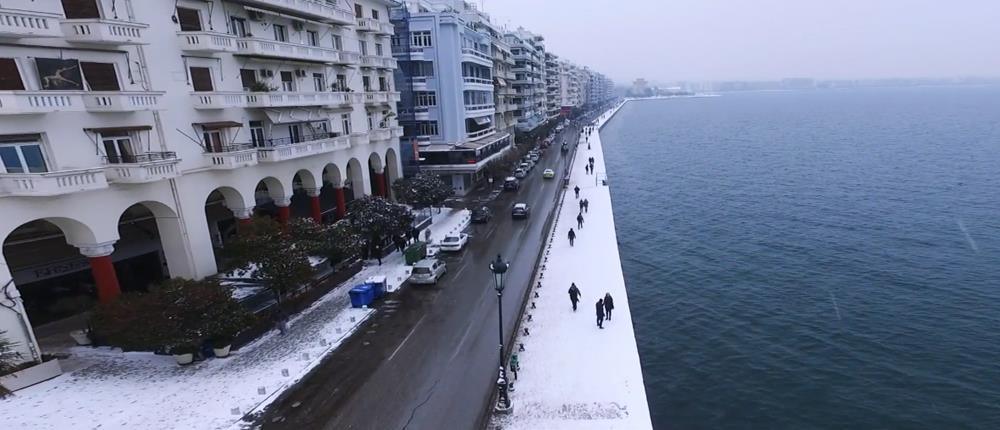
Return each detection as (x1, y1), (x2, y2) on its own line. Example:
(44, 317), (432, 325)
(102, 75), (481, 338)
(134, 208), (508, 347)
(223, 217), (315, 310)
(392, 172), (453, 211)
(0, 331), (20, 397)
(286, 218), (363, 267)
(347, 196), (414, 260)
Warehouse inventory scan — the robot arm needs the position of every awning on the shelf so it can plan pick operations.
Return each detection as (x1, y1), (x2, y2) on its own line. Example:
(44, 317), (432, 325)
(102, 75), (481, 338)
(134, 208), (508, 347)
(473, 116), (492, 126)
(194, 121), (242, 130)
(264, 108), (326, 124)
(494, 77), (507, 87)
(83, 125), (153, 133)
(244, 6), (323, 24)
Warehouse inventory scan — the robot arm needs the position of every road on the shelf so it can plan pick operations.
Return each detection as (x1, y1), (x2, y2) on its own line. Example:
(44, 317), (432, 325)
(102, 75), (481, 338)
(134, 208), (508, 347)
(256, 123), (586, 430)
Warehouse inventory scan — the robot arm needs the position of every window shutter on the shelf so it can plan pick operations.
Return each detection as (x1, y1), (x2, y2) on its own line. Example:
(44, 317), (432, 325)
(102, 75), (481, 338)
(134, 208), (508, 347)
(175, 7), (202, 32)
(240, 69), (257, 89)
(81, 62), (120, 91)
(190, 67), (214, 92)
(0, 59), (25, 91)
(61, 0), (101, 19)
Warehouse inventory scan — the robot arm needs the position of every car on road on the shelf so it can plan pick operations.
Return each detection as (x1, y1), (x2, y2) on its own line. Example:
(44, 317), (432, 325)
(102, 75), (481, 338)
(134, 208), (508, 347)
(514, 168), (527, 179)
(503, 176), (520, 191)
(471, 206), (493, 223)
(439, 233), (469, 252)
(408, 258), (447, 285)
(511, 203), (530, 219)
(542, 168), (555, 179)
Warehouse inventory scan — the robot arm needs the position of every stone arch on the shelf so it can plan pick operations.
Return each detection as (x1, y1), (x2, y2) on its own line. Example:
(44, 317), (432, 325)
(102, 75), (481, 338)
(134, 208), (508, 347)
(206, 186), (251, 215)
(291, 169), (319, 220)
(255, 176), (288, 205)
(346, 157), (368, 198)
(368, 151), (386, 197)
(385, 147), (400, 200)
(114, 201), (194, 283)
(322, 163), (343, 187)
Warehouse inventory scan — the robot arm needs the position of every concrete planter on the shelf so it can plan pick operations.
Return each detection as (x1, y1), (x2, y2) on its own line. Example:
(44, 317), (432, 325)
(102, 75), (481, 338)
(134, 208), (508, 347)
(212, 345), (232, 358)
(0, 359), (62, 392)
(172, 353), (194, 365)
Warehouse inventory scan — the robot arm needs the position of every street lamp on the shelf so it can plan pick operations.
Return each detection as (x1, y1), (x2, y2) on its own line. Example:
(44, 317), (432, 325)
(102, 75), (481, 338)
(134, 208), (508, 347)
(490, 254), (512, 413)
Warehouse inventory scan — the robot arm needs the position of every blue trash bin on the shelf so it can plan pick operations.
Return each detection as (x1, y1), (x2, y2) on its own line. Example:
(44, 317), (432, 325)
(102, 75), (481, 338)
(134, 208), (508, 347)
(366, 276), (387, 299)
(349, 285), (373, 308)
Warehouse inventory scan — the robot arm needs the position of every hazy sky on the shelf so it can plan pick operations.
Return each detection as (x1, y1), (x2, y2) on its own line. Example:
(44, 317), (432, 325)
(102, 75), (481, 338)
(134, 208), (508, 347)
(479, 0), (1000, 84)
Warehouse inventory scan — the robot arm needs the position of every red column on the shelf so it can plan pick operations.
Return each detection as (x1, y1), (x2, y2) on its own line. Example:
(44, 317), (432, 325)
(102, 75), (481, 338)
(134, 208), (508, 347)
(334, 187), (347, 219)
(309, 195), (322, 223)
(276, 206), (291, 224)
(89, 256), (121, 303)
(375, 172), (387, 197)
(238, 217), (253, 227)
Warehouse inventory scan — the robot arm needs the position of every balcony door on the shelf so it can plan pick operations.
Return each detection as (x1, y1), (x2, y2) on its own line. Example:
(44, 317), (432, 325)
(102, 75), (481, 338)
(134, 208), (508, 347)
(61, 0), (101, 19)
(313, 73), (325, 92)
(175, 7), (202, 32)
(81, 62), (120, 91)
(249, 121), (265, 147)
(288, 124), (302, 144)
(101, 132), (138, 164)
(203, 130), (224, 153)
(240, 69), (257, 90)
(230, 17), (248, 38)
(280, 71), (295, 91)
(0, 58), (24, 91)
(0, 136), (47, 174)
(190, 67), (214, 92)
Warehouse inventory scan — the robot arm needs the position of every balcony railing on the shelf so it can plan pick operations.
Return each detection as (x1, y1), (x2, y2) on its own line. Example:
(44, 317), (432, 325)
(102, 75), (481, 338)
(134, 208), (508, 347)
(463, 77), (493, 86)
(83, 91), (163, 112)
(240, 0), (354, 24)
(60, 18), (147, 45)
(467, 127), (495, 140)
(349, 132), (369, 146)
(368, 128), (392, 142)
(461, 48), (492, 65)
(360, 55), (398, 69)
(192, 91), (346, 109)
(465, 103), (496, 112)
(0, 8), (63, 38)
(177, 31), (237, 53)
(0, 168), (108, 197)
(0, 91), (162, 114)
(356, 17), (392, 34)
(236, 38), (344, 63)
(256, 133), (351, 162)
(103, 152), (180, 184)
(203, 143), (258, 170)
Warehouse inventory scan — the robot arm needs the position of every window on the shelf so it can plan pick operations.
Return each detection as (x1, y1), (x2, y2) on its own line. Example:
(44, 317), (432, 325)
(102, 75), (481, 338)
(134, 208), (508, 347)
(366, 111), (374, 130)
(176, 7), (202, 31)
(0, 58), (24, 91)
(289, 124), (302, 143)
(313, 73), (325, 92)
(359, 41), (368, 55)
(240, 69), (257, 90)
(81, 62), (120, 91)
(375, 43), (383, 56)
(280, 71), (295, 91)
(372, 9), (379, 20)
(335, 74), (347, 91)
(273, 24), (287, 42)
(307, 30), (319, 47)
(354, 4), (363, 18)
(101, 131), (137, 164)
(332, 34), (343, 50)
(378, 76), (388, 92)
(249, 121), (265, 148)
(203, 130), (224, 152)
(416, 121), (438, 136)
(189, 67), (213, 92)
(0, 136), (47, 173)
(411, 31), (432, 47)
(362, 76), (371, 92)
(61, 0), (100, 19)
(415, 91), (437, 107)
(230, 17), (248, 37)
(341, 114), (352, 134)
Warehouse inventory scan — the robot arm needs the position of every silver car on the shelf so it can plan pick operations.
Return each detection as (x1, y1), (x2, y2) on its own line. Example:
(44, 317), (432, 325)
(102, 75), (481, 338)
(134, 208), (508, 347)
(408, 259), (447, 285)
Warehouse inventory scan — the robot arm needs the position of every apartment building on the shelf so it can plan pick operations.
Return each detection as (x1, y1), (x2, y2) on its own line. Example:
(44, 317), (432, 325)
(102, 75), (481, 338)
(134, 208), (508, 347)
(390, 0), (513, 195)
(544, 52), (562, 119)
(505, 28), (546, 133)
(0, 0), (401, 364)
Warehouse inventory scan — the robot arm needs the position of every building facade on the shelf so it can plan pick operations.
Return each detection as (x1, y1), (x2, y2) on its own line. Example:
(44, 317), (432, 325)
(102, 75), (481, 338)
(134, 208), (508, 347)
(0, 0), (402, 364)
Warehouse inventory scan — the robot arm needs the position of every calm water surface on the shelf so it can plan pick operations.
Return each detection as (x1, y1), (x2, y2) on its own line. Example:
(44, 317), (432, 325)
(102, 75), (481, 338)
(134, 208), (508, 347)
(601, 87), (1000, 429)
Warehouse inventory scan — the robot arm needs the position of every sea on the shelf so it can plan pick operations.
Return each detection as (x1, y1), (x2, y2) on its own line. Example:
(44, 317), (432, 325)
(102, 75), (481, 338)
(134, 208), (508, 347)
(601, 86), (1000, 430)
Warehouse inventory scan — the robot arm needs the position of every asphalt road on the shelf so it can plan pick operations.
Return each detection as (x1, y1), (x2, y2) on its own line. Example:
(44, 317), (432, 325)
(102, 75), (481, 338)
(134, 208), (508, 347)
(255, 124), (585, 430)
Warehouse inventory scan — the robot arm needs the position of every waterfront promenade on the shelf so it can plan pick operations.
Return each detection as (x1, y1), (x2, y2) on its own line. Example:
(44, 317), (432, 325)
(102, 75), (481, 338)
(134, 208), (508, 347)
(491, 102), (653, 429)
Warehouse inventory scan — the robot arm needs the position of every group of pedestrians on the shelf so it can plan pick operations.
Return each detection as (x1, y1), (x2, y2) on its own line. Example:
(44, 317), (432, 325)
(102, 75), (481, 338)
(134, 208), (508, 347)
(567, 283), (616, 329)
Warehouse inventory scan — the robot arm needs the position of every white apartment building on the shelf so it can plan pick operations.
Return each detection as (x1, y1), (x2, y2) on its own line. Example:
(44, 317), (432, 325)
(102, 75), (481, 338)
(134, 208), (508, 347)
(505, 28), (546, 133)
(558, 60), (584, 112)
(0, 0), (401, 364)
(543, 52), (562, 118)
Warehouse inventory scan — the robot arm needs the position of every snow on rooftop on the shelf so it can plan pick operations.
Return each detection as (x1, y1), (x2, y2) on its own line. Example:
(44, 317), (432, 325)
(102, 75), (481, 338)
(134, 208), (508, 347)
(492, 102), (652, 429)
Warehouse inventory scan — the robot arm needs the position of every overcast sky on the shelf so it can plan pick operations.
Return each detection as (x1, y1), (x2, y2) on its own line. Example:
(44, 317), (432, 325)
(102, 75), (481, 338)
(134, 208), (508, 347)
(478, 0), (1000, 84)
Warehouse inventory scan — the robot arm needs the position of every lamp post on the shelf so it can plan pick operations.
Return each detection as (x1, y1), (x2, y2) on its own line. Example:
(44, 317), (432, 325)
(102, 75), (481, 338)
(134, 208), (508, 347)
(490, 254), (512, 412)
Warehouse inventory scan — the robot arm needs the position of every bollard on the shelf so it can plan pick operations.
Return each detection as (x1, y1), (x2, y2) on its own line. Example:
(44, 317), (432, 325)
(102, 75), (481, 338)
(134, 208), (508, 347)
(258, 386), (266, 395)
(336, 327), (343, 334)
(302, 353), (310, 361)
(350, 316), (356, 323)
(281, 369), (290, 377)
(523, 327), (530, 336)
(231, 408), (241, 416)
(320, 339), (328, 347)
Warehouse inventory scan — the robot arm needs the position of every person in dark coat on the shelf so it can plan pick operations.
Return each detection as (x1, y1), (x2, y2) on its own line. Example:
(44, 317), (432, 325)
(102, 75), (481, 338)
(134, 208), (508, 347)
(568, 228), (576, 246)
(568, 283), (581, 311)
(579, 199), (585, 212)
(603, 293), (615, 321)
(577, 212), (584, 229)
(574, 185), (580, 199)
(596, 298), (605, 329)
(583, 199), (589, 213)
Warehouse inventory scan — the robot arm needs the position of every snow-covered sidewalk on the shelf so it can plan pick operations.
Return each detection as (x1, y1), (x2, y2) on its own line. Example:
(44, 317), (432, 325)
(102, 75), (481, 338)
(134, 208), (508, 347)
(492, 103), (652, 429)
(0, 208), (469, 430)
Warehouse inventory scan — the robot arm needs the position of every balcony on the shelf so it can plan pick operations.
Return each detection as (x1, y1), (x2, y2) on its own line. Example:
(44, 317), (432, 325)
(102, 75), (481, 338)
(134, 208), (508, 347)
(0, 91), (162, 114)
(335, 51), (360, 65)
(362, 91), (387, 105)
(461, 48), (493, 66)
(256, 133), (351, 162)
(0, 168), (108, 197)
(467, 127), (495, 140)
(204, 144), (258, 170)
(356, 17), (392, 35)
(236, 38), (344, 63)
(391, 126), (403, 138)
(465, 103), (496, 117)
(368, 128), (392, 142)
(0, 8), (63, 38)
(191, 91), (344, 109)
(359, 55), (398, 69)
(463, 77), (493, 90)
(349, 132), (369, 146)
(82, 91), (163, 112)
(235, 0), (354, 24)
(103, 153), (180, 184)
(60, 18), (147, 45)
(177, 31), (238, 54)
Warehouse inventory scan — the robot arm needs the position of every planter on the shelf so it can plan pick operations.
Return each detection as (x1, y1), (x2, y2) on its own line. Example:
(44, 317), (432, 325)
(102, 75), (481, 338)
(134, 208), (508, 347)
(69, 330), (92, 346)
(212, 345), (232, 358)
(172, 353), (194, 365)
(0, 359), (62, 392)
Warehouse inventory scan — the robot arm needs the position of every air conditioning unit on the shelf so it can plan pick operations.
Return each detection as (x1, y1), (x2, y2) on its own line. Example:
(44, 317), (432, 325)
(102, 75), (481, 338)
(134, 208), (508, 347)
(294, 69), (307, 78)
(292, 20), (305, 31)
(259, 69), (274, 78)
(248, 11), (265, 21)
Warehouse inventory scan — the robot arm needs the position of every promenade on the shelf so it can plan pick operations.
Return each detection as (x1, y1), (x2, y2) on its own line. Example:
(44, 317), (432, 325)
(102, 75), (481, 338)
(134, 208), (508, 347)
(491, 102), (653, 429)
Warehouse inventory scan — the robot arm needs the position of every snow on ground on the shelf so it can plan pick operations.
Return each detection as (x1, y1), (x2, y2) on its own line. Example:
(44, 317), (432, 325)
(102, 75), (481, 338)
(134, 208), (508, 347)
(0, 208), (469, 430)
(492, 102), (653, 429)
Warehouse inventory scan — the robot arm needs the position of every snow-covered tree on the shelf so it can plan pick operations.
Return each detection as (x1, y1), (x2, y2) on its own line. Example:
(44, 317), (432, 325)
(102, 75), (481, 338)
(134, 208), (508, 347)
(286, 218), (363, 266)
(347, 196), (414, 258)
(223, 217), (314, 310)
(392, 172), (453, 211)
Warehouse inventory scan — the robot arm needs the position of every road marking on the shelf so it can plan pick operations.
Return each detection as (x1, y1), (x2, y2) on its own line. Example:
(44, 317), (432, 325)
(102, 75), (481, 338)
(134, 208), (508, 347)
(388, 315), (425, 362)
(450, 320), (477, 362)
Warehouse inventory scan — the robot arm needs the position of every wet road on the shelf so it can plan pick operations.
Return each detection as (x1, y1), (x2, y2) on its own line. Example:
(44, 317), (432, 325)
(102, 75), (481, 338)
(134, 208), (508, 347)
(256, 125), (584, 430)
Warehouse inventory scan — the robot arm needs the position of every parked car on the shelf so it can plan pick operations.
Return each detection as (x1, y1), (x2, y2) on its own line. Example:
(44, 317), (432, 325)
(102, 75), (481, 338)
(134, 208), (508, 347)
(439, 233), (469, 252)
(556, 125), (564, 132)
(529, 152), (540, 162)
(409, 259), (447, 285)
(471, 206), (493, 223)
(514, 168), (527, 179)
(542, 168), (555, 179)
(511, 203), (530, 219)
(503, 177), (520, 191)
(519, 161), (532, 171)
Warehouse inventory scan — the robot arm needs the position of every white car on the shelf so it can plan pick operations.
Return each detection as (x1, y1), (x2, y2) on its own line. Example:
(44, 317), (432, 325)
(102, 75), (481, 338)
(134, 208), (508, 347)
(439, 233), (469, 252)
(409, 259), (447, 285)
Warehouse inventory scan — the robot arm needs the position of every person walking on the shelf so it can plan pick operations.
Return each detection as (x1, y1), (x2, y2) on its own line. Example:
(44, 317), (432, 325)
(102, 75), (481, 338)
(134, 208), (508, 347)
(568, 283), (581, 311)
(574, 185), (580, 199)
(603, 293), (615, 321)
(583, 199), (589, 213)
(596, 298), (605, 329)
(579, 199), (585, 212)
(577, 212), (584, 229)
(568, 228), (576, 246)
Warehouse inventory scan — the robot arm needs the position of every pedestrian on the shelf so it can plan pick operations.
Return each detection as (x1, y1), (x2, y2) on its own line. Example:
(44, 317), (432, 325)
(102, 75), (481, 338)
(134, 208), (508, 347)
(577, 212), (584, 229)
(596, 298), (605, 329)
(574, 185), (580, 199)
(579, 199), (585, 212)
(568, 283), (581, 311)
(568, 228), (576, 246)
(603, 293), (615, 321)
(583, 199), (589, 213)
